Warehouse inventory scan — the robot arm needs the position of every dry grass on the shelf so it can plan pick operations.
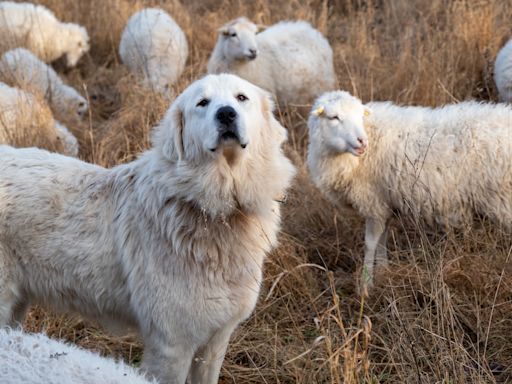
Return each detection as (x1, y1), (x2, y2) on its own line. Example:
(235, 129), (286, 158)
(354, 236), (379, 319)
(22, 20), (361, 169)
(15, 0), (512, 382)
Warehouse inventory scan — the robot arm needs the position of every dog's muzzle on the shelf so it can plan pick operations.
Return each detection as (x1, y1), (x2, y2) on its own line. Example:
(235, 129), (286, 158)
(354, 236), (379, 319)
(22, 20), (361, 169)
(214, 106), (247, 149)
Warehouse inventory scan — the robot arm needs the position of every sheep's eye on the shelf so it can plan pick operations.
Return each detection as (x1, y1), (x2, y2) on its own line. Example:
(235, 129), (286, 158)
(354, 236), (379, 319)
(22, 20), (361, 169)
(328, 115), (340, 121)
(78, 41), (82, 47)
(78, 101), (85, 107)
(230, 32), (237, 37)
(196, 98), (210, 107)
(236, 93), (248, 102)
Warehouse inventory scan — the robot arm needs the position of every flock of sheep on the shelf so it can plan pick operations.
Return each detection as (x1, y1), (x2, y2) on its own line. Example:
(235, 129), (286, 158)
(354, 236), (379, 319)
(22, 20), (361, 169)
(0, 2), (511, 384)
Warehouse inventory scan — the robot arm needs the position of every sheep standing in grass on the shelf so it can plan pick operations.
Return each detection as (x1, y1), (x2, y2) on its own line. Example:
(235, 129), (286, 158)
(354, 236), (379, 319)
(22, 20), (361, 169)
(0, 82), (78, 156)
(119, 8), (188, 96)
(307, 91), (512, 290)
(208, 17), (337, 105)
(494, 39), (512, 102)
(0, 48), (88, 121)
(0, 329), (154, 384)
(0, 2), (89, 67)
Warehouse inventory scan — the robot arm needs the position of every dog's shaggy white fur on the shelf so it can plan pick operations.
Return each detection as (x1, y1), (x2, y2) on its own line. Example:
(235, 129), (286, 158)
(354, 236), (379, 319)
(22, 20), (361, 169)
(0, 328), (155, 384)
(0, 74), (295, 384)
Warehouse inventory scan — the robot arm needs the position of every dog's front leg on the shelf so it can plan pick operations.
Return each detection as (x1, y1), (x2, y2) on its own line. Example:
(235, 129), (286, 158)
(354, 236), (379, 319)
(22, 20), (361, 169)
(187, 320), (239, 384)
(142, 333), (195, 384)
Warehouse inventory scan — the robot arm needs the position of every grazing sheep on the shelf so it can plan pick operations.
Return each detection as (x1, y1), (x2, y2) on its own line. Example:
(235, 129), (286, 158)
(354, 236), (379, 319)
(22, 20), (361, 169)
(0, 328), (154, 384)
(208, 17), (337, 105)
(0, 48), (88, 121)
(0, 82), (79, 156)
(307, 91), (512, 289)
(494, 39), (512, 102)
(0, 2), (89, 67)
(0, 74), (295, 383)
(119, 8), (188, 96)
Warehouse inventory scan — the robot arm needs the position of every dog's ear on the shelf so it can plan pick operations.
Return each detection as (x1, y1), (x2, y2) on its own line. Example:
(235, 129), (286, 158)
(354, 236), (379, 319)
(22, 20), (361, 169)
(260, 91), (288, 145)
(155, 102), (185, 162)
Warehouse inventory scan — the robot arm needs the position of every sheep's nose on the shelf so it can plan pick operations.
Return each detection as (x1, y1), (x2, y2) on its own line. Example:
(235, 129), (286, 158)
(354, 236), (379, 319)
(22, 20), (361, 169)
(357, 137), (368, 148)
(247, 49), (257, 59)
(216, 106), (237, 125)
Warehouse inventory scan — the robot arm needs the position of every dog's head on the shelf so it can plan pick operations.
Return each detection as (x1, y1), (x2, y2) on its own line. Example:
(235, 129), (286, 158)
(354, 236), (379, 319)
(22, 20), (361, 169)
(155, 73), (287, 165)
(153, 74), (295, 216)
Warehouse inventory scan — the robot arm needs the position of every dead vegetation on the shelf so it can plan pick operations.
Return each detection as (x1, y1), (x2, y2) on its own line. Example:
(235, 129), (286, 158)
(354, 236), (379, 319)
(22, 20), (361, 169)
(15, 0), (512, 382)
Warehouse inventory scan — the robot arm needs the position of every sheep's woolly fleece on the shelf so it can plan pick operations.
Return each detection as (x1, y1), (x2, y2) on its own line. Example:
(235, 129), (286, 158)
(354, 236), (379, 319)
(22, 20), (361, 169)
(308, 91), (512, 286)
(0, 1), (89, 67)
(0, 48), (88, 120)
(208, 17), (337, 104)
(119, 8), (188, 96)
(494, 39), (512, 102)
(0, 328), (154, 384)
(308, 91), (512, 229)
(0, 82), (66, 154)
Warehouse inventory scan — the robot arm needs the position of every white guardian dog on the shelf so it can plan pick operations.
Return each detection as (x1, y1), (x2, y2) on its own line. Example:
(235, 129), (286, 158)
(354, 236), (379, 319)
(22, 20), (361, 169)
(0, 74), (296, 384)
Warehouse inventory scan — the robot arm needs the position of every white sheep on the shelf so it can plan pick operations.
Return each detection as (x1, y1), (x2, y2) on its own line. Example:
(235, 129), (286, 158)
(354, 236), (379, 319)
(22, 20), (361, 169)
(119, 8), (188, 96)
(0, 328), (154, 384)
(307, 91), (512, 290)
(208, 17), (337, 105)
(494, 39), (512, 102)
(0, 1), (89, 67)
(0, 82), (78, 156)
(0, 48), (88, 121)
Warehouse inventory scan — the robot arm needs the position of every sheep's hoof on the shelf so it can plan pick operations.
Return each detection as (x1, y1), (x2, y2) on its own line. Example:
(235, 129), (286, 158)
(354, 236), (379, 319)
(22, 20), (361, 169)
(358, 268), (373, 298)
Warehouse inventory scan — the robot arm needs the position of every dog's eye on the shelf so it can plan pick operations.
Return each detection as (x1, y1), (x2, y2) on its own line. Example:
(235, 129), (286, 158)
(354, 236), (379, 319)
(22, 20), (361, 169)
(236, 93), (248, 102)
(196, 98), (210, 107)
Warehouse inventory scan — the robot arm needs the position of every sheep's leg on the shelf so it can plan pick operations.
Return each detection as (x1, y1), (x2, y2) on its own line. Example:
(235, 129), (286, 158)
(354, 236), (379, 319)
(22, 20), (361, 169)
(188, 321), (238, 384)
(375, 225), (389, 268)
(141, 334), (195, 384)
(361, 218), (388, 292)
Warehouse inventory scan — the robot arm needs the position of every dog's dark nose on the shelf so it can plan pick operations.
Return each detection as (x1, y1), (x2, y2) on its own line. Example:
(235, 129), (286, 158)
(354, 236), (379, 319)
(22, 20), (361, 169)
(216, 106), (237, 125)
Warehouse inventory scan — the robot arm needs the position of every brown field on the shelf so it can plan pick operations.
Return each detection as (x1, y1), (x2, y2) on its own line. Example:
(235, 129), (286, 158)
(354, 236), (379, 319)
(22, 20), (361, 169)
(16, 0), (512, 383)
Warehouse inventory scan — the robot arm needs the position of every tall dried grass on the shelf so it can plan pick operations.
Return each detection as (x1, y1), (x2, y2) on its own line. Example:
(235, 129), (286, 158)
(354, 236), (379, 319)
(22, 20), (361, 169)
(17, 0), (512, 383)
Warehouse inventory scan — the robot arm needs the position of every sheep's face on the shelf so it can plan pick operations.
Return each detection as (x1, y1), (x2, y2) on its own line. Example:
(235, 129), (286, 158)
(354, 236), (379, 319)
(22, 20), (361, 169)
(64, 24), (90, 67)
(55, 123), (79, 157)
(218, 18), (259, 62)
(308, 91), (370, 157)
(76, 98), (88, 119)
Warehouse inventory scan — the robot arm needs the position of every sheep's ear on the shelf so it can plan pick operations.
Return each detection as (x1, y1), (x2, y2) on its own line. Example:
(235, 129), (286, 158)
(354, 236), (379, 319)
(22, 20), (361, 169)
(313, 106), (325, 117)
(261, 91), (288, 145)
(219, 26), (230, 36)
(157, 103), (185, 161)
(256, 24), (267, 33)
(363, 106), (372, 117)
